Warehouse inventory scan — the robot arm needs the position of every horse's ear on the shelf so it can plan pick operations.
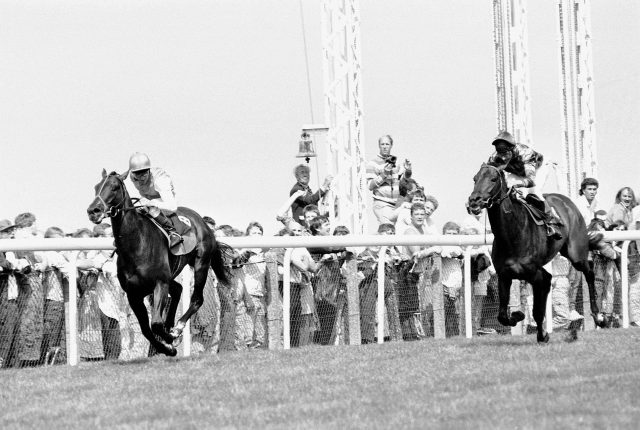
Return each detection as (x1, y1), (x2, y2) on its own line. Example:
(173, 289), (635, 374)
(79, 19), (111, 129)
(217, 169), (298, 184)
(101, 168), (107, 178)
(119, 170), (130, 181)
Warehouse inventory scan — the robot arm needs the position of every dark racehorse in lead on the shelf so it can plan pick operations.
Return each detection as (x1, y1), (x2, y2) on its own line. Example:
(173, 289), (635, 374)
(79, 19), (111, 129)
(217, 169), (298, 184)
(467, 163), (605, 342)
(87, 169), (230, 356)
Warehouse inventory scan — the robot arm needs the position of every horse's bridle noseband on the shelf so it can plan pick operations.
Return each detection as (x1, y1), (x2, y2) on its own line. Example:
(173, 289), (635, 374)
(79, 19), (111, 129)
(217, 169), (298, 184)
(478, 164), (510, 210)
(95, 174), (127, 218)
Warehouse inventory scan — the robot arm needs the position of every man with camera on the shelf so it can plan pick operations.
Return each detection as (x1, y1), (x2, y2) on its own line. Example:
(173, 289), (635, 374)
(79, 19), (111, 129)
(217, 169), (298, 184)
(366, 134), (413, 225)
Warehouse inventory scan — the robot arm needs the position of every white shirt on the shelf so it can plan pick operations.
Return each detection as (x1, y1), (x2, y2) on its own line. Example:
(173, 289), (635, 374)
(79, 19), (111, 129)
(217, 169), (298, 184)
(572, 194), (600, 226)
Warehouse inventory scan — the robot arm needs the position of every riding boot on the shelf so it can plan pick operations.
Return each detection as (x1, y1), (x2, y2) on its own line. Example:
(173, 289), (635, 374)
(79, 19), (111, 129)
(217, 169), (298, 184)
(152, 213), (183, 248)
(543, 202), (563, 240)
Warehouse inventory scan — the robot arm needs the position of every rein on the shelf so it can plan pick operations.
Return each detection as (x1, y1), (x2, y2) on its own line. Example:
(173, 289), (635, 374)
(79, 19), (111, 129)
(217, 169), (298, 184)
(95, 175), (140, 218)
(479, 164), (510, 210)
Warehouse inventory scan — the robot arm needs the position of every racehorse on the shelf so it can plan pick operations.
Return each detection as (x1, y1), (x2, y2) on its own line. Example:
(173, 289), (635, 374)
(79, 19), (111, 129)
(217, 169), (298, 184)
(467, 163), (605, 343)
(87, 170), (230, 356)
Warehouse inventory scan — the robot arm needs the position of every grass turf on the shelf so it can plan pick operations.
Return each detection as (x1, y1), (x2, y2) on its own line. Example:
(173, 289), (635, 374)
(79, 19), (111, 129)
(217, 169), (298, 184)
(2, 329), (640, 429)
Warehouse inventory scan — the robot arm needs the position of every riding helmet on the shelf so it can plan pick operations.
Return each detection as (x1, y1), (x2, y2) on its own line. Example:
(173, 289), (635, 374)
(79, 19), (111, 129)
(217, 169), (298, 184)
(491, 131), (516, 147)
(129, 152), (151, 172)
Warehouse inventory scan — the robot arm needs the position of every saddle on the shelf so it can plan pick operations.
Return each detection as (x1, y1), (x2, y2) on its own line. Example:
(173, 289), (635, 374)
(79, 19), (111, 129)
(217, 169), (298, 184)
(148, 212), (197, 255)
(510, 190), (558, 227)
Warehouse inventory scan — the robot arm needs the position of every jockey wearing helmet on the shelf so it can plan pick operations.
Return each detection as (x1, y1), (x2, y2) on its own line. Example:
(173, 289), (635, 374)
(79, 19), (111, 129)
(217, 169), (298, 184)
(128, 152), (183, 248)
(487, 131), (563, 239)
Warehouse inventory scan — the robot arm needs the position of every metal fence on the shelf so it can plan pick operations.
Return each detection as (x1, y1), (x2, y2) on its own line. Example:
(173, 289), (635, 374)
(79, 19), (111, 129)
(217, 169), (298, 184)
(1, 231), (639, 367)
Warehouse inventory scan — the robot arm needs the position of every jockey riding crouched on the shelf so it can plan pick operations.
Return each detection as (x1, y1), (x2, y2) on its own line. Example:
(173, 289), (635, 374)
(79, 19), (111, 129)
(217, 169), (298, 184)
(127, 152), (183, 248)
(488, 131), (562, 240)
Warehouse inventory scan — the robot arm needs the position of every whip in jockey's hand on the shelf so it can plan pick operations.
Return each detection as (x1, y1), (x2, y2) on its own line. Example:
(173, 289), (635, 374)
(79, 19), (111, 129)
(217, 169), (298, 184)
(127, 152), (184, 248)
(487, 131), (563, 240)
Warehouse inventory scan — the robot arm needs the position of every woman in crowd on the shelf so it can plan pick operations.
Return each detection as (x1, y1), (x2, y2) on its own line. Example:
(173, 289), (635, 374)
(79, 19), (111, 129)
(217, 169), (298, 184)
(606, 187), (637, 228)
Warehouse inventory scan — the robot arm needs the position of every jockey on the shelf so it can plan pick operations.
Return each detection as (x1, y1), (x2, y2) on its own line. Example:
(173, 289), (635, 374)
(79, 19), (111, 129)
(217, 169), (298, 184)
(127, 152), (183, 248)
(487, 131), (563, 239)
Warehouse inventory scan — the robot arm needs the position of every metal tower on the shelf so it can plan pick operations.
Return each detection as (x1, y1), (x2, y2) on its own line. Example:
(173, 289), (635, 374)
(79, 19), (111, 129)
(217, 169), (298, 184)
(320, 0), (367, 235)
(492, 0), (533, 147)
(558, 0), (597, 199)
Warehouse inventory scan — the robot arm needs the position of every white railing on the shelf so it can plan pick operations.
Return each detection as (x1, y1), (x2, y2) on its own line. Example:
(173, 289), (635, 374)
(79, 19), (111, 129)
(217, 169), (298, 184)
(2, 230), (639, 363)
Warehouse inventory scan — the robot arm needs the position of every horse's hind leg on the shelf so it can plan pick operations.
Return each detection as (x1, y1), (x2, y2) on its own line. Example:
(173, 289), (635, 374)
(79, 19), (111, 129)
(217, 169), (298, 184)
(532, 269), (552, 343)
(496, 274), (524, 327)
(127, 293), (177, 357)
(170, 259), (208, 339)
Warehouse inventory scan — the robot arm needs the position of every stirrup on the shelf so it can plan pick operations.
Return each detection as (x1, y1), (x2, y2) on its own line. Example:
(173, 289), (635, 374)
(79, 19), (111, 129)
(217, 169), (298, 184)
(169, 232), (183, 247)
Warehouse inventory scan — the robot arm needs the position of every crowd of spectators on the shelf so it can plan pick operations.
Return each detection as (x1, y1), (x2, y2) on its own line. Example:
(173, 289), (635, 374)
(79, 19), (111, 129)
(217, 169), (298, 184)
(2, 135), (640, 368)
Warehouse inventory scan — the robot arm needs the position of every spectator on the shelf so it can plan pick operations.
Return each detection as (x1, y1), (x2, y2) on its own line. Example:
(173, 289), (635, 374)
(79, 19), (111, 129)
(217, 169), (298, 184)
(39, 226), (72, 365)
(289, 164), (333, 227)
(440, 222), (463, 336)
(357, 223), (403, 344)
(302, 205), (322, 233)
(462, 225), (496, 335)
(11, 212), (45, 367)
(398, 203), (440, 340)
(240, 222), (268, 349)
(276, 189), (307, 230)
(572, 177), (601, 226)
(289, 239), (319, 347)
(367, 134), (413, 225)
(588, 218), (620, 328)
(390, 188), (426, 231)
(0, 219), (20, 368)
(606, 186), (637, 229)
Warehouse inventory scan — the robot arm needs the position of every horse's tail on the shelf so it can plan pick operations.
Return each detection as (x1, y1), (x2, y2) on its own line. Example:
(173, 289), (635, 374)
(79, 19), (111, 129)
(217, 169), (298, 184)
(211, 240), (233, 285)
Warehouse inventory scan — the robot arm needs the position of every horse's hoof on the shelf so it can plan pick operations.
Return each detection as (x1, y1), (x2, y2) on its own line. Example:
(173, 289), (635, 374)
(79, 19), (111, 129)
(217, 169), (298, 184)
(167, 346), (177, 357)
(537, 332), (550, 343)
(592, 313), (606, 328)
(511, 311), (525, 323)
(169, 327), (183, 340)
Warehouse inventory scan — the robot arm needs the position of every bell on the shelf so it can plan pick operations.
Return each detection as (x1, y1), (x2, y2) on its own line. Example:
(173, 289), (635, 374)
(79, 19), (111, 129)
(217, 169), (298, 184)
(296, 131), (317, 163)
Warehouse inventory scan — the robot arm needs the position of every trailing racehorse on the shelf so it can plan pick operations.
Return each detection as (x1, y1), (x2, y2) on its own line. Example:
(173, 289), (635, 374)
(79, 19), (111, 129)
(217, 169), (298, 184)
(467, 163), (605, 343)
(87, 170), (230, 356)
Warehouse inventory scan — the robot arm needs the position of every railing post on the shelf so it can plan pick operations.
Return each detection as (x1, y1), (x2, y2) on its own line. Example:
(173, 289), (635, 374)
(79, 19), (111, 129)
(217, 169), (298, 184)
(376, 247), (387, 344)
(344, 256), (361, 345)
(283, 249), (292, 350)
(621, 241), (630, 329)
(430, 255), (445, 340)
(178, 266), (192, 357)
(510, 280), (522, 336)
(265, 252), (282, 350)
(463, 247), (472, 339)
(65, 252), (79, 366)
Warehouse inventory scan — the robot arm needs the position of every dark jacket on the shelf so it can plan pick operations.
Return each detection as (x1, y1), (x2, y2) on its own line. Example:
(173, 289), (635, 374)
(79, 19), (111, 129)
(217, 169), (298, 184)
(289, 182), (326, 224)
(488, 143), (543, 187)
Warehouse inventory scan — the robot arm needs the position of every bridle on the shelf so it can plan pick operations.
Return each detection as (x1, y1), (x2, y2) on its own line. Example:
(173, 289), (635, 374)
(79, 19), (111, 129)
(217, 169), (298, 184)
(94, 174), (129, 218)
(477, 164), (511, 210)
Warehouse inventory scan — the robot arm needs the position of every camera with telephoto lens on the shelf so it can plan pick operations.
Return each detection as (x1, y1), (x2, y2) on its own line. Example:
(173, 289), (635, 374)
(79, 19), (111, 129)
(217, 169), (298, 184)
(384, 155), (397, 167)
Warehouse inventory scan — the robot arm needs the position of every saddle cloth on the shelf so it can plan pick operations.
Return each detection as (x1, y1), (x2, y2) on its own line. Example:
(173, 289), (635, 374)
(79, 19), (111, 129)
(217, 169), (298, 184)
(149, 212), (197, 256)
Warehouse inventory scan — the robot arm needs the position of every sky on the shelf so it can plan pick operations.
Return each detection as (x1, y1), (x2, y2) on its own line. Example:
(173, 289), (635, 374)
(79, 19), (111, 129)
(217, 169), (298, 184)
(1, 1), (639, 236)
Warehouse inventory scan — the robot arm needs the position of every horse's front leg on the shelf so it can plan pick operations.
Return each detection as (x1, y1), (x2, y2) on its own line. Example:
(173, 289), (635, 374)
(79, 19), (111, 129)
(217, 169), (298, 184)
(496, 273), (525, 327)
(532, 269), (552, 343)
(127, 292), (176, 357)
(151, 279), (174, 344)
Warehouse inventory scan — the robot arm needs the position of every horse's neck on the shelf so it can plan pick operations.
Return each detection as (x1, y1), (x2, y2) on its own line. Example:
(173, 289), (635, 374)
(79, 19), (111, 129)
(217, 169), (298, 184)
(111, 191), (143, 251)
(487, 189), (525, 244)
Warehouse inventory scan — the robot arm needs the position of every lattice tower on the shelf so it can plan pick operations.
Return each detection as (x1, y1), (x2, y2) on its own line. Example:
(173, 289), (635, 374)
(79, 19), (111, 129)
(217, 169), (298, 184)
(321, 0), (367, 235)
(492, 0), (533, 147)
(558, 0), (597, 199)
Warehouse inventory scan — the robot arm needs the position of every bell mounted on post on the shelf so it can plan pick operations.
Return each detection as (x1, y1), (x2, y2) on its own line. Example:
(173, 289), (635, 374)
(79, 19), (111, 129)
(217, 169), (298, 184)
(296, 124), (328, 163)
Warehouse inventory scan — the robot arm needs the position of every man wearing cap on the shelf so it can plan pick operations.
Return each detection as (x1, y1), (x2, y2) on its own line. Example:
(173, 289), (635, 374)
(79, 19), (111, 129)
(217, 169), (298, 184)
(127, 152), (182, 248)
(487, 131), (562, 239)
